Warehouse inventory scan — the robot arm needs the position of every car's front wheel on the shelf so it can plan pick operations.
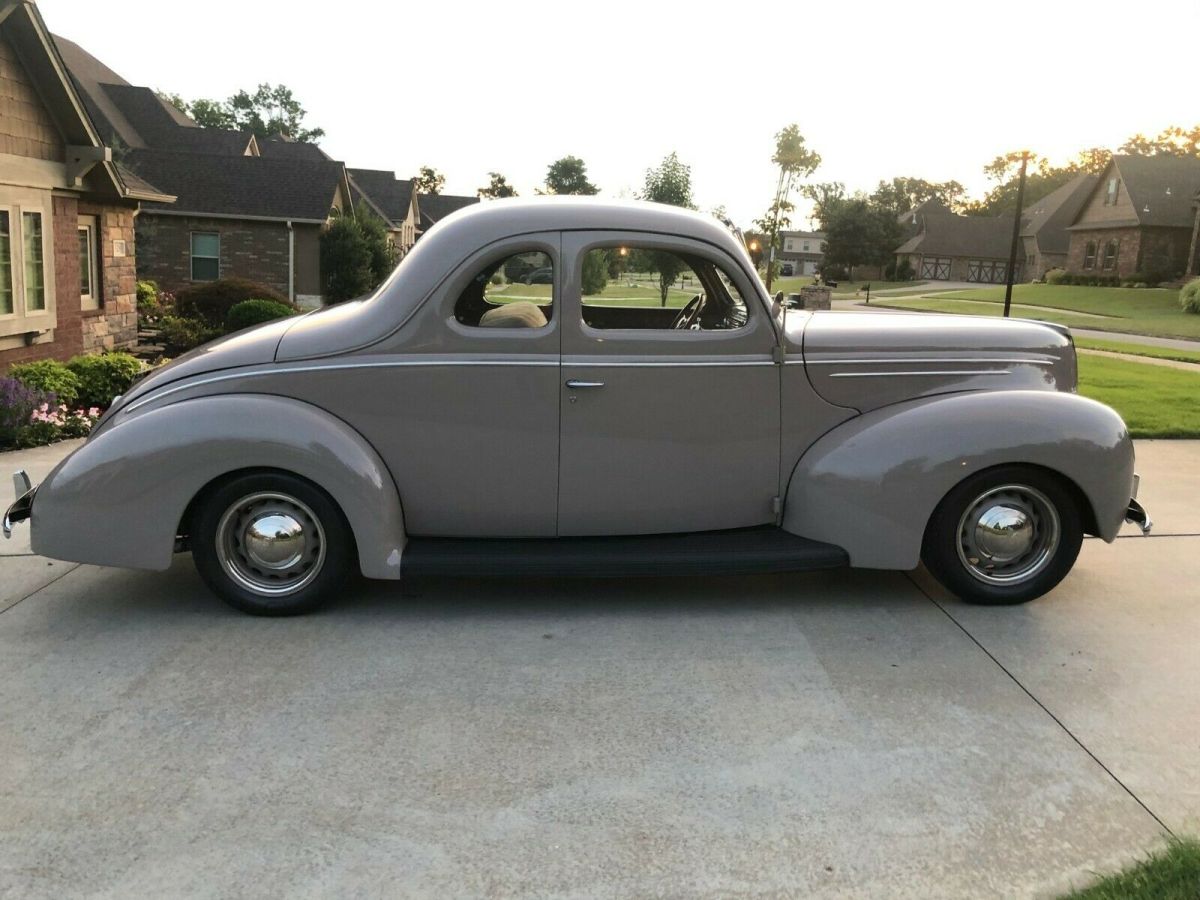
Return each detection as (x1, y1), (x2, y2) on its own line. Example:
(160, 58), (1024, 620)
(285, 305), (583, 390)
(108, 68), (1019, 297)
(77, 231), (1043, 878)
(192, 472), (353, 616)
(921, 466), (1084, 605)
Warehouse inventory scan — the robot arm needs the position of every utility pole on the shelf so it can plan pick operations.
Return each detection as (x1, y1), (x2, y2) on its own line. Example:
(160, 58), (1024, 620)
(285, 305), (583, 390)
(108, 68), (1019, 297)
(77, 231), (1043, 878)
(1003, 152), (1029, 318)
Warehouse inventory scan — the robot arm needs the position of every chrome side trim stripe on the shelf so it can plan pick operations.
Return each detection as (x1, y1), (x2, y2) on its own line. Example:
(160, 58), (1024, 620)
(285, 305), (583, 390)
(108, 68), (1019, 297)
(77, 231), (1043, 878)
(562, 360), (774, 368)
(803, 357), (1055, 366)
(828, 369), (1012, 378)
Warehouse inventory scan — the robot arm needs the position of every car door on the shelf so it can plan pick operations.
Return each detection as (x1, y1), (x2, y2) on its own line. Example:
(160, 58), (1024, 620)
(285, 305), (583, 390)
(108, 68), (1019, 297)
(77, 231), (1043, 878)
(557, 231), (781, 536)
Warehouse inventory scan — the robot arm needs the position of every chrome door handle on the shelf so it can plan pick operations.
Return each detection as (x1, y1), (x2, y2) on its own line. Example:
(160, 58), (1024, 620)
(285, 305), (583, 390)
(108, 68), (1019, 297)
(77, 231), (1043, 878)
(565, 380), (605, 389)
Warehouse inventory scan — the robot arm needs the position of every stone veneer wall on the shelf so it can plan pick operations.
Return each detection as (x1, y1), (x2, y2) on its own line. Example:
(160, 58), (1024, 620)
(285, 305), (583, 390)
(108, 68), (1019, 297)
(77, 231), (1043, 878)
(79, 202), (138, 352)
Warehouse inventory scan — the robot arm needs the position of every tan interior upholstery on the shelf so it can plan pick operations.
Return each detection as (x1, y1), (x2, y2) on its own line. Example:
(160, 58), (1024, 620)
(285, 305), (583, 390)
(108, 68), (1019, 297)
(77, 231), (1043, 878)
(478, 301), (548, 329)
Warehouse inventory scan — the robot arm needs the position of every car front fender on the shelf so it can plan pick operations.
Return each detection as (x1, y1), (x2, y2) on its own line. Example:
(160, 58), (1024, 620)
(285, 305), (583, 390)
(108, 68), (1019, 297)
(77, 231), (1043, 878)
(31, 394), (407, 579)
(781, 390), (1134, 570)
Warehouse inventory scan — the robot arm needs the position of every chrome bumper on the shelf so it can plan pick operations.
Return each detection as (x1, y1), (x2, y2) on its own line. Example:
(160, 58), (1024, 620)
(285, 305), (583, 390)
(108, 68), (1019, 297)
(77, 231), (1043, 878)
(3, 470), (35, 539)
(1125, 498), (1152, 536)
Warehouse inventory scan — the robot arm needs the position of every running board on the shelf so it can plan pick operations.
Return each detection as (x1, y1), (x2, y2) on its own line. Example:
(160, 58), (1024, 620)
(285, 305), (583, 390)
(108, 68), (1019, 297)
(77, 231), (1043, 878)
(400, 527), (848, 579)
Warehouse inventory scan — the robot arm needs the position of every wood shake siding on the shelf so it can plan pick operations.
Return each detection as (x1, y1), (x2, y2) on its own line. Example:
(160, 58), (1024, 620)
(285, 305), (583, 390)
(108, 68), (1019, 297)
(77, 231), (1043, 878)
(0, 36), (63, 162)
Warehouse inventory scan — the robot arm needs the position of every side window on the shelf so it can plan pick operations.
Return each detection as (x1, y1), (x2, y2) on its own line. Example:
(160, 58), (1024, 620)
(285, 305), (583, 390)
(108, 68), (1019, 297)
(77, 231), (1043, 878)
(453, 250), (552, 329)
(580, 247), (748, 331)
(190, 232), (220, 281)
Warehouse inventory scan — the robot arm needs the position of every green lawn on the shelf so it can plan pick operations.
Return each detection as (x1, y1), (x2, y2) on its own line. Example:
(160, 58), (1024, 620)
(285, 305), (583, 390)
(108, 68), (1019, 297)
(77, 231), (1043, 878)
(1058, 838), (1200, 899)
(487, 280), (693, 308)
(1075, 337), (1200, 365)
(770, 277), (927, 296)
(1077, 355), (1200, 437)
(919, 284), (1200, 340)
(873, 297), (1109, 331)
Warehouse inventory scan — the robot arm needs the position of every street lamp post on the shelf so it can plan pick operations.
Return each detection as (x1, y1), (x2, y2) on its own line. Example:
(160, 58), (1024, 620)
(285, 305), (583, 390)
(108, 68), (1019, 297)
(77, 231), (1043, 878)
(1003, 152), (1029, 318)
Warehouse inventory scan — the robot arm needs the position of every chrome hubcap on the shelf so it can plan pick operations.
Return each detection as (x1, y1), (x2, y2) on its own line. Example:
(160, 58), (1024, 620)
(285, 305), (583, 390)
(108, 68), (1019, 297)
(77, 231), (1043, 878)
(956, 484), (1060, 585)
(216, 492), (325, 596)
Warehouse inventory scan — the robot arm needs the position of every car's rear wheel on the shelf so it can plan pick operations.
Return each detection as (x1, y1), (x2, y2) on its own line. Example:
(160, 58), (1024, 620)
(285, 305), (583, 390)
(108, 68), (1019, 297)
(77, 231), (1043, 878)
(921, 466), (1084, 605)
(192, 472), (352, 616)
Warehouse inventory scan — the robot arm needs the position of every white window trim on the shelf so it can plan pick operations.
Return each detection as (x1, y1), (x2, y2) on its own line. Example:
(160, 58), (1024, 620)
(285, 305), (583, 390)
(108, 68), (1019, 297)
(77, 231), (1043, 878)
(0, 186), (57, 340)
(79, 215), (99, 311)
(190, 231), (221, 282)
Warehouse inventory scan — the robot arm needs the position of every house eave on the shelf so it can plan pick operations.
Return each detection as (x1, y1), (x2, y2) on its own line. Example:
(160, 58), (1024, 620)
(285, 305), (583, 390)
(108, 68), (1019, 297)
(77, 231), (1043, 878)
(139, 207), (326, 225)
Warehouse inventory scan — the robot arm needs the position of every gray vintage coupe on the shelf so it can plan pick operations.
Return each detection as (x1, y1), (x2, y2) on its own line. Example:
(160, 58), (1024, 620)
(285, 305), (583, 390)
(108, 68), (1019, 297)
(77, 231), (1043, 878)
(5, 198), (1150, 615)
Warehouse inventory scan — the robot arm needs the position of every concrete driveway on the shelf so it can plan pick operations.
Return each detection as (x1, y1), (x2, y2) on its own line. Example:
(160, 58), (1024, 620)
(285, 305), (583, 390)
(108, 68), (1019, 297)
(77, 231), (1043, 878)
(1, 441), (1197, 898)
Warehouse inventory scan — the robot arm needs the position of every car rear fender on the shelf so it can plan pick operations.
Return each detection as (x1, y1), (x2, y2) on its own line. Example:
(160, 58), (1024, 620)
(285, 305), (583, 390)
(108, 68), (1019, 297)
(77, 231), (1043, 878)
(31, 394), (406, 579)
(781, 390), (1134, 570)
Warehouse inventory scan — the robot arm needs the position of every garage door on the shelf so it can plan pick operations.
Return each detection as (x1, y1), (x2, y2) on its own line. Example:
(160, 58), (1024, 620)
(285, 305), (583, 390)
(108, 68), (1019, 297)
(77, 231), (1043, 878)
(967, 260), (1009, 283)
(920, 258), (952, 280)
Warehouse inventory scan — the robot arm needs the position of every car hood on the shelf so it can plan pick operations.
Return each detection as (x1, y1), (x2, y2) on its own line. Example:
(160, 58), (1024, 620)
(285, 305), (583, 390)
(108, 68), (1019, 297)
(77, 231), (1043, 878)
(790, 311), (1076, 412)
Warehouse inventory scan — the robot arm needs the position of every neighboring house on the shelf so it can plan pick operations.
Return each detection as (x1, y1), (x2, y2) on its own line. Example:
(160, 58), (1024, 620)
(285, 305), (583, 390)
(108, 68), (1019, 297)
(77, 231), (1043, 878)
(894, 212), (1015, 283)
(55, 34), (353, 304)
(777, 230), (825, 276)
(1019, 174), (1096, 280)
(0, 0), (174, 369)
(1065, 155), (1200, 281)
(416, 193), (479, 236)
(348, 168), (418, 254)
(127, 150), (353, 306)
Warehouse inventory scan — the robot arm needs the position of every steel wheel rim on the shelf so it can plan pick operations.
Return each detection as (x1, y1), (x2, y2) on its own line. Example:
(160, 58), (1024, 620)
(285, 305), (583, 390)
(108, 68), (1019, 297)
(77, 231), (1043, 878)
(956, 483), (1060, 585)
(215, 491), (326, 596)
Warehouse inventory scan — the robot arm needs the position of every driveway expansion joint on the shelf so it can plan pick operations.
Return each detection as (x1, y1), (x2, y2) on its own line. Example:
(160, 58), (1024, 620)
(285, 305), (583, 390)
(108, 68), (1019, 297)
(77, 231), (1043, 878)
(0, 562), (81, 616)
(905, 572), (1176, 839)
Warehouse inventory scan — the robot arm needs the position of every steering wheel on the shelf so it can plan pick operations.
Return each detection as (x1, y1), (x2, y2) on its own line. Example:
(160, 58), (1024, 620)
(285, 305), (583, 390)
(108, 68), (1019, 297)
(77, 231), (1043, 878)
(671, 292), (706, 330)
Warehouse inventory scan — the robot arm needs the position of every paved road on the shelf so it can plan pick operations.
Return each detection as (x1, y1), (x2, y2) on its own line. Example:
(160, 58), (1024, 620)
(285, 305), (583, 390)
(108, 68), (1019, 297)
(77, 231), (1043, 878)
(1, 441), (1197, 898)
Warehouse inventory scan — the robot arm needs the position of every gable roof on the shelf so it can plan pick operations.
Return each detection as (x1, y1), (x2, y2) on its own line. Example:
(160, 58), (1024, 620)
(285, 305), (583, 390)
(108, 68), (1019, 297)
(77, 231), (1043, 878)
(127, 149), (346, 222)
(99, 83), (255, 156)
(259, 136), (330, 161)
(1020, 173), (1097, 253)
(348, 168), (414, 225)
(895, 212), (1012, 259)
(1114, 154), (1200, 228)
(417, 192), (479, 231)
(896, 197), (952, 225)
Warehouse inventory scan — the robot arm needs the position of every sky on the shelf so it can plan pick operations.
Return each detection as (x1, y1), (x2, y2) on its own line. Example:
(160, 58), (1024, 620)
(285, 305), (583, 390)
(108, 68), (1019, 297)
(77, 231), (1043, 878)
(45, 0), (1198, 228)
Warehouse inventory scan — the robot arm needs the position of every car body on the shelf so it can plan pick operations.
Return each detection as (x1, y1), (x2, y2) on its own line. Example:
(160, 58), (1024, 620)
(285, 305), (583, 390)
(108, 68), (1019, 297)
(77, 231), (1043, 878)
(779, 263), (794, 276)
(5, 198), (1151, 615)
(523, 266), (554, 285)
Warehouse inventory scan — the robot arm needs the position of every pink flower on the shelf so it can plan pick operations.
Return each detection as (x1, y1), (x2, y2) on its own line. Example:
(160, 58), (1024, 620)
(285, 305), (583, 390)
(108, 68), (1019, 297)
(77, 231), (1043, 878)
(88, 407), (100, 418)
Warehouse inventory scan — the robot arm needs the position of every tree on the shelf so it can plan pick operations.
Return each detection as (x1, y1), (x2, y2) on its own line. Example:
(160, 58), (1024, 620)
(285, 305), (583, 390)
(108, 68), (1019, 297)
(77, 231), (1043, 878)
(581, 250), (609, 296)
(477, 172), (517, 199)
(320, 216), (373, 303)
(320, 207), (396, 303)
(1119, 125), (1200, 157)
(355, 203), (397, 285)
(764, 124), (821, 291)
(414, 166), (445, 195)
(799, 181), (847, 226)
(187, 97), (236, 130)
(161, 83), (324, 141)
(821, 197), (902, 281)
(543, 156), (599, 195)
(640, 152), (695, 305)
(869, 177), (966, 215)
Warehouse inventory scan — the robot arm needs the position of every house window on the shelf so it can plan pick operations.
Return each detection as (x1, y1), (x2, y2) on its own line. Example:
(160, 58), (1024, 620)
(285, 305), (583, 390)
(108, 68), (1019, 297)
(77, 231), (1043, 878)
(802, 242), (810, 252)
(22, 211), (45, 311)
(784, 239), (794, 251)
(1083, 242), (1097, 269)
(0, 211), (12, 316)
(0, 190), (56, 339)
(1105, 178), (1119, 206)
(79, 216), (99, 310)
(190, 232), (220, 281)
(1102, 240), (1118, 270)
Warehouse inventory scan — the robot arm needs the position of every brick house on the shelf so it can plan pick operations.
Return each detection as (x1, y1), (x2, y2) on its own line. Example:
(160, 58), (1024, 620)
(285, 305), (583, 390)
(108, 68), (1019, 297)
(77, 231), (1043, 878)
(1019, 174), (1096, 281)
(1065, 155), (1200, 281)
(348, 168), (418, 254)
(0, 0), (173, 370)
(55, 35), (352, 305)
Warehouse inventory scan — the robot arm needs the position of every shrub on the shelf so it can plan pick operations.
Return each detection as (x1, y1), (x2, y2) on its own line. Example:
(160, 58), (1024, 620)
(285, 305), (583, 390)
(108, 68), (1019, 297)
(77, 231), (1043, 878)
(1044, 268), (1067, 285)
(0, 377), (53, 447)
(66, 353), (144, 408)
(137, 279), (158, 306)
(489, 273), (504, 286)
(8, 359), (80, 406)
(320, 216), (374, 303)
(1181, 278), (1200, 314)
(175, 278), (288, 326)
(159, 315), (223, 355)
(226, 299), (297, 332)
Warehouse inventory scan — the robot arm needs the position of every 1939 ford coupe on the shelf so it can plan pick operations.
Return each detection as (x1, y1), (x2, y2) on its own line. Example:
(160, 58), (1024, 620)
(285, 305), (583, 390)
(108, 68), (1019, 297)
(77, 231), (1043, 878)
(4, 198), (1151, 615)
